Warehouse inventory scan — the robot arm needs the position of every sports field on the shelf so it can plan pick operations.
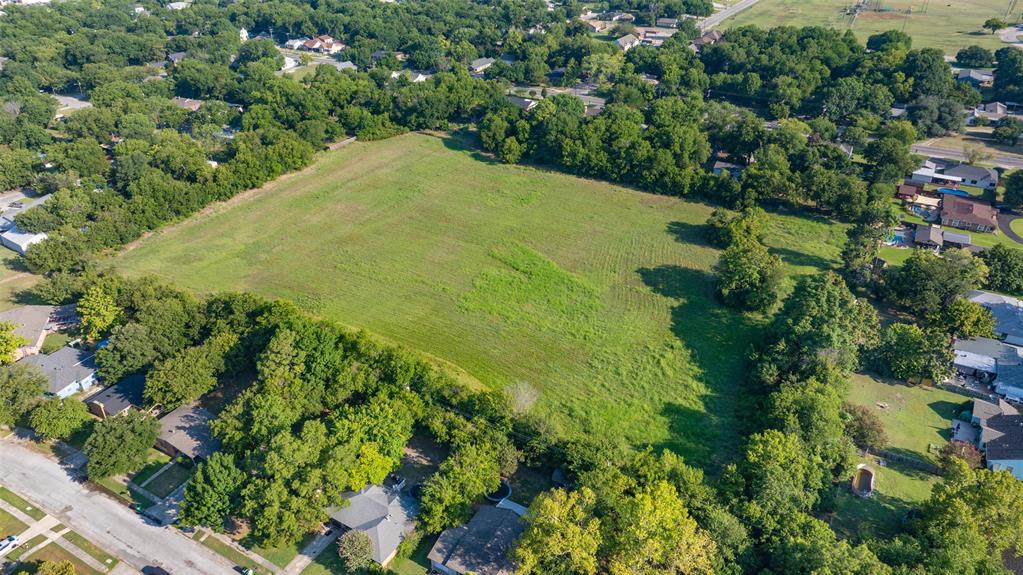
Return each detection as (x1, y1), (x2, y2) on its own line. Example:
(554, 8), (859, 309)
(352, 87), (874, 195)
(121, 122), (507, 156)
(114, 133), (847, 467)
(725, 0), (1020, 54)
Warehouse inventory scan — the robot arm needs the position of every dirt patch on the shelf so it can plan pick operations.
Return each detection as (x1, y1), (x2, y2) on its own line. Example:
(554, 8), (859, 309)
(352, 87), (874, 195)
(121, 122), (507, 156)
(399, 433), (448, 485)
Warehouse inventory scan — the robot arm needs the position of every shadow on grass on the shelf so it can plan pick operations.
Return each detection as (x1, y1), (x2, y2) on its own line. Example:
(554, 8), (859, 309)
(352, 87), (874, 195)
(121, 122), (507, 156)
(437, 132), (501, 166)
(769, 246), (835, 271)
(637, 264), (761, 467)
(665, 221), (713, 248)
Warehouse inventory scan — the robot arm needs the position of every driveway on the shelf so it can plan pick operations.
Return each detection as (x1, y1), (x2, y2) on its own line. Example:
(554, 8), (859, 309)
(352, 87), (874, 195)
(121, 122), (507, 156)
(998, 212), (1023, 245)
(0, 441), (237, 574)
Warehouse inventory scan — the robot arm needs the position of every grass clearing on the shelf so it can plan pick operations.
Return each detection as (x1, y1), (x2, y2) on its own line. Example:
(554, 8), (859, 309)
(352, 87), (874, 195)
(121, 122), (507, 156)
(40, 332), (70, 355)
(847, 374), (970, 465)
(61, 530), (119, 568)
(0, 487), (45, 521)
(245, 532), (316, 568)
(0, 508), (28, 538)
(115, 133), (845, 468)
(725, 0), (1020, 54)
(829, 456), (938, 539)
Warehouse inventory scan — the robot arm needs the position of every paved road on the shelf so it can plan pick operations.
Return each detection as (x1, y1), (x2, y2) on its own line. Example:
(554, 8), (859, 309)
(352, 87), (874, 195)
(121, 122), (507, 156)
(700, 0), (763, 30)
(910, 143), (1023, 170)
(998, 212), (1023, 244)
(0, 442), (237, 574)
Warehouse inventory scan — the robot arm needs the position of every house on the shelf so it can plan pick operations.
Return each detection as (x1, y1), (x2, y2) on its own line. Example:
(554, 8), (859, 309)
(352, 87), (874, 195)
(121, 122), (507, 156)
(156, 403), (220, 460)
(281, 56), (298, 71)
(940, 196), (998, 232)
(957, 69), (994, 88)
(171, 97), (203, 112)
(390, 70), (429, 82)
(656, 17), (678, 28)
(615, 34), (641, 52)
(954, 348), (997, 381)
(284, 38), (308, 50)
(897, 183), (922, 200)
(428, 506), (526, 575)
(969, 291), (1023, 344)
(505, 95), (538, 111)
(969, 398), (1023, 480)
(326, 485), (418, 566)
(944, 164), (999, 190)
(608, 11), (635, 21)
(0, 227), (46, 255)
(712, 159), (743, 177)
(690, 30), (723, 53)
(969, 102), (1009, 124)
(87, 374), (145, 419)
(165, 1), (190, 9)
(943, 230), (972, 248)
(584, 20), (606, 32)
(20, 346), (97, 398)
(954, 336), (1023, 400)
(304, 35), (344, 54)
(914, 224), (944, 249)
(469, 57), (495, 74)
(167, 51), (187, 65)
(0, 304), (73, 360)
(642, 31), (673, 46)
(333, 61), (357, 72)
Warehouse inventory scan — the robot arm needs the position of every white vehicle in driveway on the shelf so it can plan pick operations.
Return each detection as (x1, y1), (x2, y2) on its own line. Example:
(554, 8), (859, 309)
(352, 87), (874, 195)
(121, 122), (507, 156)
(0, 535), (19, 556)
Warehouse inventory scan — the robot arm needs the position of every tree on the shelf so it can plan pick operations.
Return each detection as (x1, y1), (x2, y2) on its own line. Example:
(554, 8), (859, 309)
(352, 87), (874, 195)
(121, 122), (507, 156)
(29, 398), (90, 441)
(0, 364), (47, 427)
(993, 117), (1023, 146)
(887, 249), (988, 316)
(843, 403), (888, 450)
(980, 244), (1023, 294)
(714, 234), (782, 311)
(865, 137), (916, 183)
(705, 207), (766, 249)
(926, 298), (995, 338)
(34, 560), (77, 575)
(179, 452), (245, 530)
(866, 30), (911, 52)
(1006, 170), (1023, 210)
(83, 410), (160, 480)
(419, 441), (501, 533)
(875, 323), (951, 382)
(940, 440), (983, 470)
(983, 18), (1008, 34)
(514, 487), (601, 575)
(733, 430), (823, 532)
(956, 45), (994, 68)
(77, 286), (122, 341)
(0, 320), (27, 365)
(337, 530), (373, 572)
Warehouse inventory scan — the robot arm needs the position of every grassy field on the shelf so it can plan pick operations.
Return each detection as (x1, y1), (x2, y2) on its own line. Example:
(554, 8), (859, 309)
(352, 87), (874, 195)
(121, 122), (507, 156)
(830, 456), (939, 539)
(847, 374), (970, 465)
(114, 133), (846, 467)
(725, 0), (1020, 54)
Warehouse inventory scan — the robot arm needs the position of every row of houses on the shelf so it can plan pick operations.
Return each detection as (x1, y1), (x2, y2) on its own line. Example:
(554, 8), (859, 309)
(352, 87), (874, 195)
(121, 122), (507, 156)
(898, 176), (999, 234)
(948, 291), (1023, 480)
(910, 159), (1000, 191)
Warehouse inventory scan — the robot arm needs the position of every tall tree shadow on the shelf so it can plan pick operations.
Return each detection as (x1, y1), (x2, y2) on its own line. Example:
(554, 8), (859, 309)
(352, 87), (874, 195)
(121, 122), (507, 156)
(665, 221), (713, 248)
(769, 246), (835, 271)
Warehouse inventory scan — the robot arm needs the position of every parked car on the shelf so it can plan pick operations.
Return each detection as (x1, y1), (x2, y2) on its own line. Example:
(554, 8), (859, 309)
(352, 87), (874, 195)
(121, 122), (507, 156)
(0, 535), (19, 556)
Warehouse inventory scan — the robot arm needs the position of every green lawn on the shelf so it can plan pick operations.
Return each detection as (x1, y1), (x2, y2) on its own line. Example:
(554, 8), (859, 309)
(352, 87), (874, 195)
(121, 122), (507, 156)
(114, 133), (845, 468)
(12, 540), (103, 575)
(724, 0), (1020, 54)
(300, 534), (434, 575)
(890, 198), (1022, 251)
(61, 530), (119, 569)
(0, 250), (41, 312)
(143, 462), (193, 498)
(829, 456), (939, 540)
(245, 532), (316, 568)
(847, 374), (970, 465)
(1011, 218), (1023, 238)
(0, 487), (45, 521)
(0, 508), (28, 538)
(94, 476), (157, 510)
(7, 534), (47, 562)
(40, 332), (70, 355)
(200, 535), (273, 575)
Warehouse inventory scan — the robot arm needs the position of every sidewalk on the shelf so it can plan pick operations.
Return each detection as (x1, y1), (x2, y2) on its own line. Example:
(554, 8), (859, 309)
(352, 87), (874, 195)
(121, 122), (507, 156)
(282, 529), (339, 575)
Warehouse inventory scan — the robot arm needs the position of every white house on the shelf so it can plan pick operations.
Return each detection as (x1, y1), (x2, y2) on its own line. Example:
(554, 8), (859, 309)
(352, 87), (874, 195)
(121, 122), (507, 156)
(20, 346), (98, 398)
(616, 34), (641, 52)
(0, 227), (46, 255)
(944, 164), (999, 191)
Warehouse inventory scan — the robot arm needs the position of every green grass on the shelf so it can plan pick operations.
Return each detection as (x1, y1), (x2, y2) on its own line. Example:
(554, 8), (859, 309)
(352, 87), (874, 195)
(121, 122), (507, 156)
(40, 332), (70, 355)
(0, 508), (28, 538)
(143, 462), (193, 499)
(301, 533), (435, 575)
(7, 534), (47, 562)
(245, 532), (316, 568)
(200, 535), (273, 575)
(0, 487), (45, 521)
(61, 530), (119, 569)
(1011, 218), (1023, 238)
(829, 456), (938, 540)
(114, 133), (845, 468)
(0, 250), (41, 312)
(93, 476), (157, 510)
(12, 540), (103, 575)
(724, 0), (1020, 54)
(847, 374), (970, 465)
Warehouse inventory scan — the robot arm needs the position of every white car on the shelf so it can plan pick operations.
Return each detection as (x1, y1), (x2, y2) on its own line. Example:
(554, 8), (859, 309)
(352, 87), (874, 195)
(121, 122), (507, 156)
(0, 535), (18, 556)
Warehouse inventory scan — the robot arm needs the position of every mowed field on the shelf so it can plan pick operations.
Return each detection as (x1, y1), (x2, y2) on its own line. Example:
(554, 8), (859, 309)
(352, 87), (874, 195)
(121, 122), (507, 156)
(725, 0), (1020, 54)
(114, 133), (847, 467)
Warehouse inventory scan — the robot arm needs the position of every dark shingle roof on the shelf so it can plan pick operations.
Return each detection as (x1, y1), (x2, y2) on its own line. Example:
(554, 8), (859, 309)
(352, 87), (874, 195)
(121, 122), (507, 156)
(87, 374), (145, 417)
(427, 506), (525, 575)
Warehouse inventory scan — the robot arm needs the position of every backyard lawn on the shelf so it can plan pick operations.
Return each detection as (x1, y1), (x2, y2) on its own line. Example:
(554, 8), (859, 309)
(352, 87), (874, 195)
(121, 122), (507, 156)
(847, 374), (970, 465)
(829, 456), (939, 539)
(115, 133), (847, 469)
(724, 0), (1020, 54)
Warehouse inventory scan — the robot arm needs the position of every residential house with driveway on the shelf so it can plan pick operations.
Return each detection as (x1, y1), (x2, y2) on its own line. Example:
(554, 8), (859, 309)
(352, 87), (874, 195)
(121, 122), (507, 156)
(943, 164), (999, 190)
(326, 485), (418, 566)
(428, 505), (526, 575)
(957, 68), (994, 88)
(156, 402), (220, 461)
(20, 346), (98, 398)
(87, 374), (145, 419)
(940, 196), (998, 232)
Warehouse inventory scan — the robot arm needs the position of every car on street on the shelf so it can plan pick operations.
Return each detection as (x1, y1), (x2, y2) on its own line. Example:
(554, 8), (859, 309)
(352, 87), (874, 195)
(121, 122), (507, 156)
(0, 535), (19, 556)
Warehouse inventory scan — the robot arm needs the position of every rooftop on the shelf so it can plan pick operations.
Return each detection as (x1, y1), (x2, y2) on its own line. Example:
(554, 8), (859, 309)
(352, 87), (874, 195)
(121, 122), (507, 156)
(0, 305), (54, 347)
(326, 485), (418, 564)
(86, 374), (145, 417)
(915, 224), (944, 246)
(20, 346), (97, 395)
(158, 403), (220, 459)
(941, 196), (997, 228)
(968, 291), (1023, 340)
(427, 506), (525, 575)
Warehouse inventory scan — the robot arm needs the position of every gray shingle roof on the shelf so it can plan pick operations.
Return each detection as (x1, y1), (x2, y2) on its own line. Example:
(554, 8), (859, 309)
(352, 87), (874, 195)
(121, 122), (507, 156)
(20, 346), (97, 395)
(158, 403), (220, 459)
(326, 486), (417, 564)
(87, 374), (145, 417)
(427, 506), (525, 575)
